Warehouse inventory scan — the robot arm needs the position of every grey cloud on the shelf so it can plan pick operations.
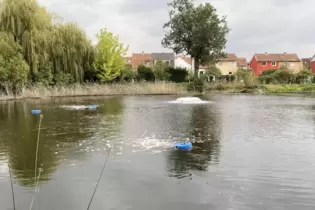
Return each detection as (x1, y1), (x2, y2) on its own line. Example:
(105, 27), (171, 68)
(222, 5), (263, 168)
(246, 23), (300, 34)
(211, 0), (315, 58)
(120, 0), (169, 14)
(40, 0), (315, 58)
(39, 0), (101, 28)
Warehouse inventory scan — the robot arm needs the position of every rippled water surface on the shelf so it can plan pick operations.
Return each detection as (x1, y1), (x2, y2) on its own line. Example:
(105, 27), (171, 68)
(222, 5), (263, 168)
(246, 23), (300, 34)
(1, 95), (315, 210)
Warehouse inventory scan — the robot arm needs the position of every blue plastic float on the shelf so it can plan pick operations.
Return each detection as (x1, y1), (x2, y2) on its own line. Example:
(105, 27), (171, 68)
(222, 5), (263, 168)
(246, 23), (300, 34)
(31, 110), (41, 115)
(174, 142), (192, 151)
(87, 105), (97, 110)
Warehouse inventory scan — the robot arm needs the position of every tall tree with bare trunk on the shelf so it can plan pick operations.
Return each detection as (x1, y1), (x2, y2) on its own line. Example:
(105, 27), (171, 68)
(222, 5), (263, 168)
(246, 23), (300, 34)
(162, 0), (229, 78)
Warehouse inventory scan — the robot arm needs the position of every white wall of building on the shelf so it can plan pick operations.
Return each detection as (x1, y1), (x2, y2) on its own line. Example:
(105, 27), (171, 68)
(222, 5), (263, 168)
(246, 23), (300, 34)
(175, 57), (192, 71)
(175, 57), (207, 77)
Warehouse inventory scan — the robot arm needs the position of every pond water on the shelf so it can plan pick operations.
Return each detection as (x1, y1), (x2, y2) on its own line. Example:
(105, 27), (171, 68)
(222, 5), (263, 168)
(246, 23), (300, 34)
(1, 95), (315, 210)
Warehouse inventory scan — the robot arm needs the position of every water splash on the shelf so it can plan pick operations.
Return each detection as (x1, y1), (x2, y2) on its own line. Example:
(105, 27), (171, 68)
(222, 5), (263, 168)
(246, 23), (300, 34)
(167, 97), (211, 104)
(131, 137), (174, 153)
(60, 105), (98, 110)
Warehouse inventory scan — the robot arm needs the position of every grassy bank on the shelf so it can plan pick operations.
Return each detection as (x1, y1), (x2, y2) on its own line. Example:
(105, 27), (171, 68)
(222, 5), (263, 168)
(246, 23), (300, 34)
(202, 82), (315, 94)
(2, 82), (315, 101)
(261, 84), (315, 93)
(204, 82), (259, 93)
(0, 82), (187, 101)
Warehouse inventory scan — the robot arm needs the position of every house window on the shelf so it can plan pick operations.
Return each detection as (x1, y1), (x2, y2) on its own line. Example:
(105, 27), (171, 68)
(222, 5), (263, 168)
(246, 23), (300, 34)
(165, 60), (170, 65)
(261, 62), (267, 66)
(271, 61), (276, 66)
(199, 71), (204, 75)
(229, 72), (232, 75)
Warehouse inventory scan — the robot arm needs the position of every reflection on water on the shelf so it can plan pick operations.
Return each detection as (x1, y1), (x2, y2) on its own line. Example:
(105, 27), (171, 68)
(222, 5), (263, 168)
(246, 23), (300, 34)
(1, 95), (315, 209)
(0, 97), (124, 187)
(167, 105), (221, 178)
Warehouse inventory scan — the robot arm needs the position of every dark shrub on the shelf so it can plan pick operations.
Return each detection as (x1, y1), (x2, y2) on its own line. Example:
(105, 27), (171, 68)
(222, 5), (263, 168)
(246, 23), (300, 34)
(84, 67), (98, 82)
(121, 66), (136, 82)
(137, 65), (155, 81)
(166, 67), (188, 83)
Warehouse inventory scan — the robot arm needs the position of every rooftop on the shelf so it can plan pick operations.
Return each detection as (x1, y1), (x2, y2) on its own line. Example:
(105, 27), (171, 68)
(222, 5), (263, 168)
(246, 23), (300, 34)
(255, 53), (301, 62)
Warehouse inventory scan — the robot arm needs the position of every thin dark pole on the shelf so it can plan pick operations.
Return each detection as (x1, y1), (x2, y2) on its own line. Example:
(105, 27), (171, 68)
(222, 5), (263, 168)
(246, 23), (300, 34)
(8, 166), (16, 210)
(86, 148), (111, 210)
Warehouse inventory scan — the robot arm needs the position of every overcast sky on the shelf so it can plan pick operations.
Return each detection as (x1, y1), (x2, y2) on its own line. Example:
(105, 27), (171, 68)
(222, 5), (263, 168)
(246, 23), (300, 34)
(38, 0), (315, 60)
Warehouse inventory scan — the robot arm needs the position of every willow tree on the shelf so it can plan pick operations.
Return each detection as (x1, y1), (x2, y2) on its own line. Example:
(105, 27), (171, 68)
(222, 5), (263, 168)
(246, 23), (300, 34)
(94, 28), (128, 82)
(0, 32), (29, 93)
(0, 0), (94, 84)
(0, 0), (52, 81)
(49, 23), (94, 83)
(162, 0), (229, 78)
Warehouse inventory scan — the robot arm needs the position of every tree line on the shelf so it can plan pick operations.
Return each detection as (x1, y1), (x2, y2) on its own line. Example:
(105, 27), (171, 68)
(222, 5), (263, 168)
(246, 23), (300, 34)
(0, 0), (132, 94)
(0, 0), (231, 94)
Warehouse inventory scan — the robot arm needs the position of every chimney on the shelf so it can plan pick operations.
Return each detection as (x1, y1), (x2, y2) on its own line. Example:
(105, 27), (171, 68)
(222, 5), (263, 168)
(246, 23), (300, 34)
(284, 52), (286, 55)
(265, 52), (268, 55)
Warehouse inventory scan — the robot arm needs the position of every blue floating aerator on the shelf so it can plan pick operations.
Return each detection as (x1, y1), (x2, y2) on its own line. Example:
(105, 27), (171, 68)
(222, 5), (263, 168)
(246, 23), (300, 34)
(87, 105), (97, 110)
(31, 110), (41, 115)
(174, 142), (193, 151)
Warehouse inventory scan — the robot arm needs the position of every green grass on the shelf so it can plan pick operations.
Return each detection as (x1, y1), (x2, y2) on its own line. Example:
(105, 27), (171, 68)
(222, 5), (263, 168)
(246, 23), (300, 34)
(203, 82), (315, 94)
(262, 84), (315, 93)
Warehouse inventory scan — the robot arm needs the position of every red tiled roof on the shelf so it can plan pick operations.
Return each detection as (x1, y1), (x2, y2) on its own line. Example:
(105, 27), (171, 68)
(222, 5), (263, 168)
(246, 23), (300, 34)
(255, 53), (300, 62)
(237, 57), (247, 67)
(302, 58), (311, 65)
(221, 53), (237, 61)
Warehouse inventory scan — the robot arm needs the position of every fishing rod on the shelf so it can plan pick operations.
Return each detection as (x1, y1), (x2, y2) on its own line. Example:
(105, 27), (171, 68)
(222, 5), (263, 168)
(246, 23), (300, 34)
(86, 147), (112, 210)
(29, 114), (43, 210)
(8, 166), (16, 210)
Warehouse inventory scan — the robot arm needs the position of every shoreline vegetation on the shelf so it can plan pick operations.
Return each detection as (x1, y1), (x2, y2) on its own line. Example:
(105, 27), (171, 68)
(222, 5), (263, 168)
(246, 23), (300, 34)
(0, 82), (187, 101)
(2, 82), (315, 101)
(205, 83), (315, 94)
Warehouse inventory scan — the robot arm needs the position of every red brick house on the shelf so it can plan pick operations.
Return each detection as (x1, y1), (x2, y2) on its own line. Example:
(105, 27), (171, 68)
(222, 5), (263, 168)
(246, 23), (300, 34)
(311, 55), (315, 73)
(250, 53), (302, 76)
(131, 53), (153, 70)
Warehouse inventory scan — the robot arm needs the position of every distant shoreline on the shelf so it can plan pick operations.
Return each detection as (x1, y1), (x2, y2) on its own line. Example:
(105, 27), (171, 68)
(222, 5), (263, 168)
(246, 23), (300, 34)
(0, 82), (187, 102)
(203, 83), (315, 95)
(2, 83), (315, 102)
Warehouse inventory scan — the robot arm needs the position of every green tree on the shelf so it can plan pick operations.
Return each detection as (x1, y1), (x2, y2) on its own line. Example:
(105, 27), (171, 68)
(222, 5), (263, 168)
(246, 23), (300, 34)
(206, 66), (221, 77)
(235, 68), (249, 80)
(93, 28), (128, 82)
(153, 59), (171, 81)
(121, 65), (137, 82)
(0, 0), (52, 81)
(296, 69), (312, 84)
(162, 0), (229, 78)
(0, 0), (94, 84)
(274, 69), (295, 84)
(49, 23), (93, 83)
(0, 32), (29, 94)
